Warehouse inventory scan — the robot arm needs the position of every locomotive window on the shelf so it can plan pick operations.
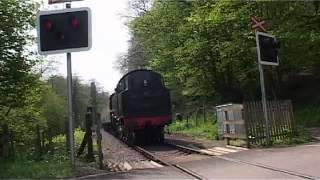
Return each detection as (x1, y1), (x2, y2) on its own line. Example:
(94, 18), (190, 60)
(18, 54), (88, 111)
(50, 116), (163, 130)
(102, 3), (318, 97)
(117, 77), (129, 92)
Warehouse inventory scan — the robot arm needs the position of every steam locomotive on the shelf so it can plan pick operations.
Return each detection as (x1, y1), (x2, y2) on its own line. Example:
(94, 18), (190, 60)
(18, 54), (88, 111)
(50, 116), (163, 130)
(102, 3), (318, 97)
(109, 69), (172, 144)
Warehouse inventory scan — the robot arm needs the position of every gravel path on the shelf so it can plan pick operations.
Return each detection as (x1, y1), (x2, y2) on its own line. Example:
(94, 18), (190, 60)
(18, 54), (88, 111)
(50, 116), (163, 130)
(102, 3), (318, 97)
(101, 130), (162, 172)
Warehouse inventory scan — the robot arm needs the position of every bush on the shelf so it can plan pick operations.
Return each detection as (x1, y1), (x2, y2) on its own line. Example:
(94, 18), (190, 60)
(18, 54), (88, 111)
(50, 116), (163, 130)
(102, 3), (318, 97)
(0, 129), (89, 178)
(295, 105), (320, 127)
(168, 117), (218, 140)
(0, 159), (71, 179)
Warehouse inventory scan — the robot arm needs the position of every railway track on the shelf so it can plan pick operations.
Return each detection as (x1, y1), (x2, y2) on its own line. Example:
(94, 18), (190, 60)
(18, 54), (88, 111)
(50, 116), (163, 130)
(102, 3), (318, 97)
(132, 143), (208, 180)
(103, 124), (208, 179)
(102, 125), (315, 179)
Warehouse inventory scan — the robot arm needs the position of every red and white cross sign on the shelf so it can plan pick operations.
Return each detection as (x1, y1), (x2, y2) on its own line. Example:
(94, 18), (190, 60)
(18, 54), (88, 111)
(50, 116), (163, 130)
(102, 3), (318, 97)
(251, 16), (266, 32)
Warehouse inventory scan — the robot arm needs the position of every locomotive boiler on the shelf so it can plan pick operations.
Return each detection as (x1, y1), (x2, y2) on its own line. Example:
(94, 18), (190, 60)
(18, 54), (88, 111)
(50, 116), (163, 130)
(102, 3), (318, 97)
(109, 69), (172, 144)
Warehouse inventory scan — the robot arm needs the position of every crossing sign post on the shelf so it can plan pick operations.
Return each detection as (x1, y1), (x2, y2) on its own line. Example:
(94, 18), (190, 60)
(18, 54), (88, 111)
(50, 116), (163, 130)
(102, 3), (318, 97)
(251, 16), (266, 32)
(37, 2), (91, 166)
(251, 16), (279, 146)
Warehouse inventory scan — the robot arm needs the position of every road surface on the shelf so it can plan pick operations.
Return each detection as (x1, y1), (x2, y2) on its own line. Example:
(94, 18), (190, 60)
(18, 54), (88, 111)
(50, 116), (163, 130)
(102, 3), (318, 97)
(81, 142), (320, 179)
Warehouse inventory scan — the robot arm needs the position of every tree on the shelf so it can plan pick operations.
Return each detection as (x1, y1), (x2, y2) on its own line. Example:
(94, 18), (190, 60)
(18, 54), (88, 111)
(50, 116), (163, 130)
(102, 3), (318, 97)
(115, 33), (150, 74)
(126, 0), (320, 111)
(0, 0), (39, 112)
(0, 0), (40, 159)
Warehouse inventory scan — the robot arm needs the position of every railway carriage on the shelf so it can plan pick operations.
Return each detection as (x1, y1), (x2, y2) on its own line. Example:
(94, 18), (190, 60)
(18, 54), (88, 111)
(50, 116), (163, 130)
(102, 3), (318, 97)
(109, 69), (172, 144)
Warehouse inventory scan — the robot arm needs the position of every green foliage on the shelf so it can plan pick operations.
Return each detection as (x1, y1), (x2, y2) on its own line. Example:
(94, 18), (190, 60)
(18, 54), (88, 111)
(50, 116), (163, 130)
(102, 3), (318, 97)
(0, 0), (40, 109)
(41, 86), (67, 137)
(0, 130), (77, 179)
(49, 128), (86, 156)
(273, 126), (312, 145)
(295, 105), (320, 127)
(169, 118), (218, 140)
(0, 159), (71, 179)
(126, 1), (320, 111)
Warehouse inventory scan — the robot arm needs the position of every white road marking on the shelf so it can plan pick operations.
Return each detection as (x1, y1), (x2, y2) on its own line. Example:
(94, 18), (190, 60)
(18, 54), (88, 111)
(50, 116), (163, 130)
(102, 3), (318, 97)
(123, 162), (133, 170)
(150, 160), (164, 168)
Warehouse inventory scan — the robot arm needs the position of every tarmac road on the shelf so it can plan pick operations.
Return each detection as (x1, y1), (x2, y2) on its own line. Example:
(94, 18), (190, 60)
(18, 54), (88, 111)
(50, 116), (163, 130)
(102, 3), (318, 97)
(82, 142), (320, 179)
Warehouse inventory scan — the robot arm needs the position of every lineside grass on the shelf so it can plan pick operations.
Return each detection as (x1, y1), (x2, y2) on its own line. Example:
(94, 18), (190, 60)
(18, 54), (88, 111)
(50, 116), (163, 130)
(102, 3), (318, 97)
(0, 159), (71, 179)
(0, 128), (87, 179)
(295, 105), (320, 128)
(168, 117), (218, 140)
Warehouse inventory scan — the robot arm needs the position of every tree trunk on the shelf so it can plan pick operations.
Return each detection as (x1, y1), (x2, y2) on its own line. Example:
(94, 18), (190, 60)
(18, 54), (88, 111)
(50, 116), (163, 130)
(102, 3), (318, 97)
(41, 131), (45, 150)
(35, 125), (42, 160)
(2, 124), (10, 159)
(203, 103), (207, 123)
(195, 108), (200, 126)
(48, 129), (53, 155)
(9, 130), (15, 159)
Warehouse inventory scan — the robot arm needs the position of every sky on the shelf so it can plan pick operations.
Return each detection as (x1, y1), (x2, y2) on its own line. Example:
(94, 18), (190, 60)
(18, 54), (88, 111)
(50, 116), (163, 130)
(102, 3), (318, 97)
(40, 0), (130, 92)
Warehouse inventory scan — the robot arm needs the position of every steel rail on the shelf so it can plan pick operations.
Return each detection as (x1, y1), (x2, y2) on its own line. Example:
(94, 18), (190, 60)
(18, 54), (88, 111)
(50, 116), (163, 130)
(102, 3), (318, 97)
(132, 145), (207, 180)
(165, 142), (316, 180)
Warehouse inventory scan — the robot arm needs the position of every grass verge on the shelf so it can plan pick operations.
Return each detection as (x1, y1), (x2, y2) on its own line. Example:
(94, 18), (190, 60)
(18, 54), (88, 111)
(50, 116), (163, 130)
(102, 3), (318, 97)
(0, 159), (71, 179)
(168, 118), (218, 140)
(295, 105), (320, 127)
(0, 128), (88, 179)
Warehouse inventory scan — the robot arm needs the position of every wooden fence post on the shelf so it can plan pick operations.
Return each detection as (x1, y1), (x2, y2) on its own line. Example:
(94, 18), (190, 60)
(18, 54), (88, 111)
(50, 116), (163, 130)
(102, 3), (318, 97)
(77, 111), (94, 162)
(96, 113), (104, 169)
(90, 82), (104, 169)
(87, 112), (94, 162)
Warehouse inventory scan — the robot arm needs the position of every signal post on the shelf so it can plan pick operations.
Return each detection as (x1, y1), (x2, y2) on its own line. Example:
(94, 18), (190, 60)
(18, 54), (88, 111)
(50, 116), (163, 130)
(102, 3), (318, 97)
(37, 0), (91, 166)
(251, 16), (280, 146)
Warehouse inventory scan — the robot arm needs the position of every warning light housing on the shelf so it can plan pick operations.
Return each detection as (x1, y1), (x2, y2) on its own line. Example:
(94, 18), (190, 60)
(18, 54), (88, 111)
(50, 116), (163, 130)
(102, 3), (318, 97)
(256, 31), (280, 66)
(37, 7), (92, 55)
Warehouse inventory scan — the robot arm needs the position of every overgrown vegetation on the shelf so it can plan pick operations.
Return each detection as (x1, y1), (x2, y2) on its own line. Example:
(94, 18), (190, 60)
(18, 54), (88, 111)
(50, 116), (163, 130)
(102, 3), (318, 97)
(120, 0), (320, 117)
(295, 105), (320, 128)
(168, 115), (218, 140)
(0, 1), (108, 175)
(0, 159), (71, 179)
(0, 128), (92, 179)
(119, 0), (320, 146)
(267, 105), (320, 145)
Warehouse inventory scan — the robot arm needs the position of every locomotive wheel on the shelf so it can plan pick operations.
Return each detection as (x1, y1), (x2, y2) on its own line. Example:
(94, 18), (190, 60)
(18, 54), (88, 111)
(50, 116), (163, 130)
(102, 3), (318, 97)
(157, 127), (164, 143)
(118, 124), (124, 140)
(127, 131), (136, 145)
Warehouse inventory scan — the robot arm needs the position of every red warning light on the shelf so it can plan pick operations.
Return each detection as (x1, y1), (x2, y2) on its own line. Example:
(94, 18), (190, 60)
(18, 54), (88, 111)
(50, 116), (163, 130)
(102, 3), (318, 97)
(44, 19), (53, 31)
(71, 16), (80, 29)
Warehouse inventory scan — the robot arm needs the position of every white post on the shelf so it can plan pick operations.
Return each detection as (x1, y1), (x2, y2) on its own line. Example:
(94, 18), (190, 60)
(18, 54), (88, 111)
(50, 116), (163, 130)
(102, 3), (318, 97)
(66, 2), (75, 167)
(67, 52), (75, 166)
(255, 31), (271, 145)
